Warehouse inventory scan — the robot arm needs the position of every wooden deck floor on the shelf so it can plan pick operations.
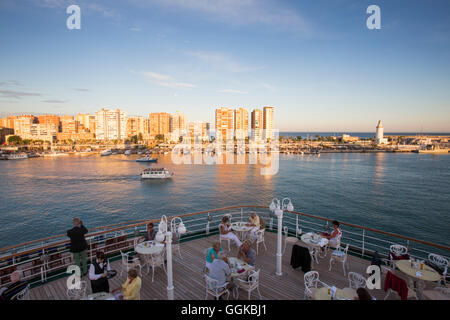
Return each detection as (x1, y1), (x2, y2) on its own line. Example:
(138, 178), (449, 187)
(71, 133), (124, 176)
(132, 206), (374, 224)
(29, 232), (426, 300)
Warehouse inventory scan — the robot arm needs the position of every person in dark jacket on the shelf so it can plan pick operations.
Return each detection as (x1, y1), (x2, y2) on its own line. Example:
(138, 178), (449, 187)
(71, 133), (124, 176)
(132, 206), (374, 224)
(67, 217), (88, 276)
(89, 251), (111, 293)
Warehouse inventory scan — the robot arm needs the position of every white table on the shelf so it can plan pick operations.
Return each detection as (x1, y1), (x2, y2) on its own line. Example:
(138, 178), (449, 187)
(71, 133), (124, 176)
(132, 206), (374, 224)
(231, 222), (253, 241)
(84, 292), (115, 300)
(135, 241), (164, 274)
(301, 232), (329, 262)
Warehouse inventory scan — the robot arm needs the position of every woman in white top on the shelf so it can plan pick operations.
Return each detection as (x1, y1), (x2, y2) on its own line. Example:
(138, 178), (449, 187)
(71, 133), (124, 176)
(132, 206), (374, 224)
(324, 220), (342, 248)
(219, 216), (242, 247)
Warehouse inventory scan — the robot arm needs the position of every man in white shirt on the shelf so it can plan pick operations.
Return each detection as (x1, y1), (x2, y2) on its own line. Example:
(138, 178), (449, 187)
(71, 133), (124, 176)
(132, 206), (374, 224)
(208, 251), (231, 288)
(89, 251), (111, 293)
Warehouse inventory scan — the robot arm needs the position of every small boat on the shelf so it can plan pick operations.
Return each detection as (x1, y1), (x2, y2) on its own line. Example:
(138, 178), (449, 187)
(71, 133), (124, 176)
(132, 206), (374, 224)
(7, 153), (28, 160)
(101, 149), (112, 156)
(43, 152), (69, 157)
(136, 156), (158, 163)
(140, 168), (173, 179)
(124, 150), (131, 155)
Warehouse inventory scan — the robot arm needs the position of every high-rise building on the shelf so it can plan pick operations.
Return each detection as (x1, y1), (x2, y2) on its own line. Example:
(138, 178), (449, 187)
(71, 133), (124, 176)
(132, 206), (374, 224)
(60, 115), (78, 133)
(76, 114), (96, 133)
(251, 109), (263, 141)
(126, 116), (146, 137)
(95, 108), (127, 140)
(263, 106), (274, 141)
(188, 121), (210, 142)
(169, 112), (187, 142)
(0, 116), (18, 131)
(149, 113), (171, 137)
(13, 116), (36, 136)
(234, 108), (248, 140)
(215, 107), (234, 140)
(38, 115), (60, 131)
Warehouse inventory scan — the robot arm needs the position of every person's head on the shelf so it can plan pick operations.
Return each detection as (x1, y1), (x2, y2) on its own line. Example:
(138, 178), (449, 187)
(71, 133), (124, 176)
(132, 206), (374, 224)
(96, 251), (106, 263)
(222, 216), (229, 223)
(73, 217), (80, 227)
(212, 242), (221, 252)
(241, 240), (251, 252)
(10, 270), (21, 283)
(128, 269), (138, 280)
(148, 223), (154, 230)
(250, 212), (256, 218)
(332, 220), (340, 229)
(356, 287), (372, 300)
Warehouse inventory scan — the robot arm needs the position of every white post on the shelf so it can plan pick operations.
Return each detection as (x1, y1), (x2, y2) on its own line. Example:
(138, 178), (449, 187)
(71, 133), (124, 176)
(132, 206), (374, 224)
(276, 211), (283, 276)
(166, 230), (174, 300)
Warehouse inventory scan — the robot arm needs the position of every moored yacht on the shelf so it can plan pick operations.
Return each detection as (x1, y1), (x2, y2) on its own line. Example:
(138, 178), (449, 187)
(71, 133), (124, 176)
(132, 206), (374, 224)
(7, 153), (28, 160)
(100, 149), (112, 156)
(136, 155), (157, 162)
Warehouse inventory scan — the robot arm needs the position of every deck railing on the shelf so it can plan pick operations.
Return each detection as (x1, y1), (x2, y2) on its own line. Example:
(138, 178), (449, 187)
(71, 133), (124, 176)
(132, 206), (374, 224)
(0, 205), (449, 288)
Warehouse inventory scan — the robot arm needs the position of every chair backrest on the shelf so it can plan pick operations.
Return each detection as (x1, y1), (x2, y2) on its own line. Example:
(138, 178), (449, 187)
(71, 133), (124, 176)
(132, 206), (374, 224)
(151, 249), (165, 266)
(14, 284), (30, 300)
(247, 269), (260, 289)
(120, 250), (129, 264)
(390, 244), (408, 257)
(348, 272), (367, 289)
(259, 217), (266, 230)
(204, 274), (220, 292)
(255, 229), (265, 242)
(283, 226), (288, 237)
(428, 253), (449, 269)
(304, 271), (319, 289)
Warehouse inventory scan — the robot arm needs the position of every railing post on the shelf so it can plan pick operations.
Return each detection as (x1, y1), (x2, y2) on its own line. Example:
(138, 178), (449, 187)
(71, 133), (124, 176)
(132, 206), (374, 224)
(270, 218), (273, 231)
(241, 208), (243, 222)
(362, 229), (365, 257)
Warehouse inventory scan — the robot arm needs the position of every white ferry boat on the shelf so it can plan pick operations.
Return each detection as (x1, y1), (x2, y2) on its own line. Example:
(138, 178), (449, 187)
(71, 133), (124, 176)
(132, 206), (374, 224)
(124, 150), (131, 155)
(140, 167), (173, 179)
(7, 153), (28, 160)
(100, 149), (112, 156)
(43, 152), (69, 157)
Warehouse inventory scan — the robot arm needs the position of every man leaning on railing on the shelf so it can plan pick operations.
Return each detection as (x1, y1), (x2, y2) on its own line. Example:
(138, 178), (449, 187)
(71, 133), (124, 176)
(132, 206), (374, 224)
(67, 217), (89, 276)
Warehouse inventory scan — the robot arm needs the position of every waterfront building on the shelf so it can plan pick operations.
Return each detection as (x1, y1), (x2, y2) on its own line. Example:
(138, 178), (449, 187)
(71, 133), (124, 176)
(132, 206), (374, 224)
(19, 123), (58, 142)
(188, 121), (210, 142)
(251, 109), (263, 141)
(13, 115), (36, 136)
(0, 127), (14, 144)
(149, 113), (171, 138)
(263, 106), (274, 141)
(126, 116), (146, 138)
(234, 108), (248, 140)
(60, 115), (78, 134)
(95, 108), (127, 141)
(215, 107), (234, 141)
(76, 114), (96, 133)
(376, 120), (388, 144)
(38, 115), (60, 131)
(169, 112), (187, 142)
(56, 132), (95, 142)
(342, 134), (360, 142)
(0, 116), (18, 131)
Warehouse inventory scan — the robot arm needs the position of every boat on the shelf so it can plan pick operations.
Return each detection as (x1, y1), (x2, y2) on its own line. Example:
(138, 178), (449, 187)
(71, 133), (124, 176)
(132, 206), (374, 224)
(140, 167), (173, 179)
(124, 150), (131, 155)
(43, 152), (69, 157)
(100, 149), (112, 156)
(7, 153), (28, 160)
(415, 145), (450, 154)
(136, 156), (157, 163)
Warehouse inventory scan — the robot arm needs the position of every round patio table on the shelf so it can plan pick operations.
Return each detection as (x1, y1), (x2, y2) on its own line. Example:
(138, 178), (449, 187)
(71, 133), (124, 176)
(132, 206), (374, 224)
(231, 222), (253, 241)
(395, 259), (441, 299)
(301, 233), (329, 262)
(135, 241), (164, 274)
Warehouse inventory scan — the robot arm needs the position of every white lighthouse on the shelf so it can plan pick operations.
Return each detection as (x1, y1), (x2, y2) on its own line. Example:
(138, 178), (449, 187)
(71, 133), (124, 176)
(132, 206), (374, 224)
(375, 120), (387, 144)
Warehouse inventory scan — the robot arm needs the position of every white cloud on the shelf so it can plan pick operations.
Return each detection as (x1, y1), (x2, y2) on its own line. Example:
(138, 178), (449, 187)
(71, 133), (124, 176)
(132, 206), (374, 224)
(0, 90), (42, 99)
(219, 89), (248, 94)
(136, 71), (196, 89)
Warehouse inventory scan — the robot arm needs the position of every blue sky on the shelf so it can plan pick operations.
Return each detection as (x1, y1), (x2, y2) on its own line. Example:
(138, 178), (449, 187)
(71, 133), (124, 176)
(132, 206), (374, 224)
(0, 0), (449, 132)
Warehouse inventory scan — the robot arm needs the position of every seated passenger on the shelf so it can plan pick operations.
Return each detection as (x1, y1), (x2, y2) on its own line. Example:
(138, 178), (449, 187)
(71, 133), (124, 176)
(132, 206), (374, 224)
(322, 220), (342, 248)
(237, 240), (256, 266)
(246, 212), (260, 240)
(0, 271), (28, 301)
(219, 216), (242, 248)
(208, 251), (232, 289)
(112, 269), (142, 300)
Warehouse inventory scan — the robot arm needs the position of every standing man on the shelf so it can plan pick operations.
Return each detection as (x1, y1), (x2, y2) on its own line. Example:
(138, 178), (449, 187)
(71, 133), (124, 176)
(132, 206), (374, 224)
(67, 217), (89, 276)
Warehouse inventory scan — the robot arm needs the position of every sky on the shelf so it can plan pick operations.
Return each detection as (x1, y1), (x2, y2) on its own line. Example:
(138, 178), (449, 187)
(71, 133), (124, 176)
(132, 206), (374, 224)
(0, 0), (449, 132)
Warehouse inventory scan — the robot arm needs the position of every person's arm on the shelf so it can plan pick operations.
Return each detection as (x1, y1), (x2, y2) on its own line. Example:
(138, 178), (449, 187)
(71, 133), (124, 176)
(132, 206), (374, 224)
(328, 229), (338, 239)
(106, 260), (111, 271)
(80, 224), (88, 235)
(88, 264), (100, 280)
(220, 224), (228, 234)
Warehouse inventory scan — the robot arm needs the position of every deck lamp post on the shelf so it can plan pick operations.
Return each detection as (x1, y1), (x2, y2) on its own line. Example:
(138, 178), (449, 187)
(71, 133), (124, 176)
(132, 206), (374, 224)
(269, 198), (294, 276)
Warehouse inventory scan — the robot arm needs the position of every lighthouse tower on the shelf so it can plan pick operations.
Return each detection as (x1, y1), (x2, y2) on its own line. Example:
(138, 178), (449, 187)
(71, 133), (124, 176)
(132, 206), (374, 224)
(375, 120), (386, 144)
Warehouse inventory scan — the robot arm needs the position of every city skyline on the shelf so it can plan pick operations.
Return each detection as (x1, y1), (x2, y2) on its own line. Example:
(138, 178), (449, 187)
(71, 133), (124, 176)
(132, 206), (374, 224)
(0, 0), (450, 132)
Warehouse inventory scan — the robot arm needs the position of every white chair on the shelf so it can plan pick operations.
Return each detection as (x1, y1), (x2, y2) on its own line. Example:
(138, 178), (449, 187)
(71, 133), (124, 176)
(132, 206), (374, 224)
(204, 275), (230, 300)
(13, 284), (30, 300)
(329, 244), (349, 276)
(255, 229), (267, 254)
(148, 248), (166, 282)
(235, 269), (262, 300)
(389, 244), (408, 268)
(219, 234), (231, 251)
(303, 271), (328, 300)
(348, 272), (367, 289)
(120, 250), (142, 278)
(66, 280), (87, 300)
(428, 253), (448, 285)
